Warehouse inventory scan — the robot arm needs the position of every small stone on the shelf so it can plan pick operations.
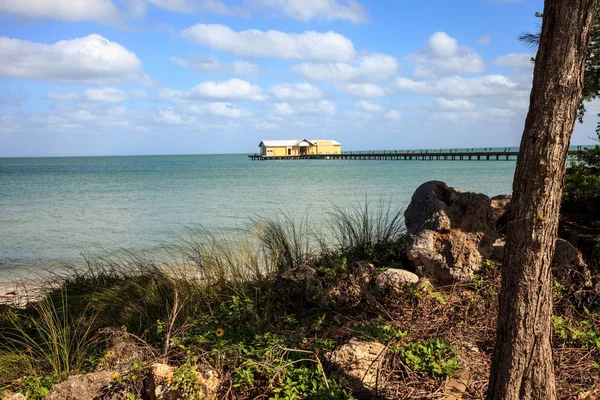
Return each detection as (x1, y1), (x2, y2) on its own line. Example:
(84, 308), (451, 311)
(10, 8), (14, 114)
(2, 393), (26, 400)
(376, 268), (418, 293)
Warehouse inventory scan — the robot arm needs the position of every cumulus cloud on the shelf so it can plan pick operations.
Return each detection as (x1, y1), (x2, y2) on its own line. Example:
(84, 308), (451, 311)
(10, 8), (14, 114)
(339, 83), (387, 98)
(408, 32), (485, 78)
(270, 83), (324, 101)
(181, 24), (356, 62)
(255, 120), (279, 130)
(392, 75), (526, 98)
(83, 87), (128, 103)
(254, 0), (368, 23)
(186, 102), (253, 118)
(170, 55), (259, 75)
(292, 53), (398, 83)
(0, 0), (122, 24)
(353, 101), (384, 112)
(44, 92), (80, 101)
(0, 34), (142, 83)
(273, 100), (335, 116)
(154, 108), (194, 125)
(435, 97), (476, 111)
(492, 53), (533, 69)
(160, 79), (267, 102)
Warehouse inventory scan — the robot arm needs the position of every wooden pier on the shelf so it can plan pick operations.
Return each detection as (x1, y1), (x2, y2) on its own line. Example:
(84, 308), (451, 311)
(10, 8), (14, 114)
(248, 149), (521, 161)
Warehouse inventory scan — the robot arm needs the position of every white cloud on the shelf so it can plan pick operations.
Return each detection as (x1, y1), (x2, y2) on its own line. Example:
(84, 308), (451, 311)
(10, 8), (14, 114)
(187, 102), (253, 118)
(181, 24), (356, 62)
(154, 108), (194, 125)
(0, 0), (121, 24)
(270, 83), (324, 101)
(506, 98), (529, 110)
(254, 0), (368, 23)
(0, 34), (142, 83)
(84, 87), (127, 103)
(292, 53), (398, 83)
(44, 92), (80, 101)
(435, 97), (476, 111)
(477, 35), (492, 45)
(392, 75), (525, 98)
(353, 101), (384, 112)
(408, 32), (485, 78)
(170, 55), (259, 75)
(339, 83), (387, 98)
(493, 53), (533, 69)
(273, 100), (335, 116)
(160, 79), (267, 102)
(384, 110), (401, 121)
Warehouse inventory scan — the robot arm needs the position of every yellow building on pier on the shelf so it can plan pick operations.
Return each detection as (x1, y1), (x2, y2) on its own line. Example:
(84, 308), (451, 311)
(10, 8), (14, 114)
(258, 139), (341, 157)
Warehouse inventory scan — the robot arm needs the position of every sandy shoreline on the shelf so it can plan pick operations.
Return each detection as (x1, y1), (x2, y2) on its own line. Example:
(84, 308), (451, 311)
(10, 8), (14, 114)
(0, 279), (52, 307)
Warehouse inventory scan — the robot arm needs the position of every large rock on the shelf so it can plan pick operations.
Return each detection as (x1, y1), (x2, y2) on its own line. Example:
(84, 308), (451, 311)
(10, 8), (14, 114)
(405, 181), (499, 283)
(328, 338), (386, 390)
(553, 238), (592, 290)
(46, 371), (114, 400)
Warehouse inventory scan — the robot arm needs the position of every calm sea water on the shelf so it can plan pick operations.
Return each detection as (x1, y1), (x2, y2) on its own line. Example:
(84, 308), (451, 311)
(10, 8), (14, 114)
(0, 152), (517, 275)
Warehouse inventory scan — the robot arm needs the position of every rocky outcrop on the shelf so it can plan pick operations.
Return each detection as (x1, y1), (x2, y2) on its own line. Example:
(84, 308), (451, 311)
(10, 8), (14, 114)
(553, 238), (592, 290)
(328, 338), (386, 390)
(405, 181), (499, 283)
(375, 268), (419, 293)
(46, 371), (114, 400)
(144, 362), (220, 400)
(1, 393), (26, 400)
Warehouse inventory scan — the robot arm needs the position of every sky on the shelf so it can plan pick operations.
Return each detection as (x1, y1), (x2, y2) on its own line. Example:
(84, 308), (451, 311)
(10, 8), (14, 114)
(0, 0), (598, 157)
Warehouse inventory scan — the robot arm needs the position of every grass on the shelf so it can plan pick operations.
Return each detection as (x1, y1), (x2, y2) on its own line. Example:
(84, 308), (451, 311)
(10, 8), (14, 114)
(0, 203), (599, 399)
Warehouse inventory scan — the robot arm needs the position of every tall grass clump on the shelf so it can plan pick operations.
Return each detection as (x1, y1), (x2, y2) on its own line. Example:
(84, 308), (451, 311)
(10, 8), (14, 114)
(0, 286), (99, 383)
(253, 211), (316, 272)
(329, 199), (407, 263)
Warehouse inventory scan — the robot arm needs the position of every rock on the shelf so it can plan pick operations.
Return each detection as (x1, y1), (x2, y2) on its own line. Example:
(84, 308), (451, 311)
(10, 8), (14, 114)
(552, 238), (592, 290)
(2, 393), (26, 400)
(348, 260), (375, 279)
(442, 369), (470, 400)
(375, 268), (419, 293)
(328, 338), (386, 390)
(278, 264), (316, 288)
(491, 238), (506, 262)
(46, 371), (114, 400)
(490, 194), (511, 231)
(145, 362), (220, 400)
(405, 181), (499, 283)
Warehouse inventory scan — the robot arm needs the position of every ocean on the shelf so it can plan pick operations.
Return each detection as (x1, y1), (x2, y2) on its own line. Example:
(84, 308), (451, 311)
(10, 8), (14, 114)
(0, 153), (517, 276)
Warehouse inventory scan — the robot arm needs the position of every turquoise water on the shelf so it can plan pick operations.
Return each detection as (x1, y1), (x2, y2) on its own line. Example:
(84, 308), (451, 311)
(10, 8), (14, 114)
(0, 153), (517, 274)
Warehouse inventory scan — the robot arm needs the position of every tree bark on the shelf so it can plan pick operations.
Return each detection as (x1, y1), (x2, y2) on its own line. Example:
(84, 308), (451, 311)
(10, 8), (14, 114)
(487, 1), (596, 399)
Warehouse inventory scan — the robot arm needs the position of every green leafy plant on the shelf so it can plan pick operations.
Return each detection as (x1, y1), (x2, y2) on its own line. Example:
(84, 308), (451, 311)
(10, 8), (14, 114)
(553, 313), (600, 350)
(395, 338), (460, 379)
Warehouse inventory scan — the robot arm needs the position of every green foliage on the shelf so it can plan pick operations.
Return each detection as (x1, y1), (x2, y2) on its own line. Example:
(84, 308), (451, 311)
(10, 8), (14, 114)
(0, 287), (99, 383)
(552, 280), (567, 302)
(564, 158), (600, 204)
(394, 338), (460, 380)
(21, 375), (56, 400)
(352, 319), (407, 344)
(553, 312), (600, 350)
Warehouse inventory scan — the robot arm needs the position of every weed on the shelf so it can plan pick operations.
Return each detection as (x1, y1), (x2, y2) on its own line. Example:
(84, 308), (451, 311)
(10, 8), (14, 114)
(394, 338), (460, 379)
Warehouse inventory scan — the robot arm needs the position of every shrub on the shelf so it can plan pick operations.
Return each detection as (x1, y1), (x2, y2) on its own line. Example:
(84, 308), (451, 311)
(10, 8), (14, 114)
(394, 338), (460, 379)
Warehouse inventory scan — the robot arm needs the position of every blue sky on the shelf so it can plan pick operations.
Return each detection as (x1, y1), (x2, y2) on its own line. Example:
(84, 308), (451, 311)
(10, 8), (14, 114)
(0, 0), (597, 156)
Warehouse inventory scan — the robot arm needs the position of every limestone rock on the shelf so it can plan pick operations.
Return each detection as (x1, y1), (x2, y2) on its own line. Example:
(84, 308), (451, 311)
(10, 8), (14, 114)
(405, 181), (499, 283)
(553, 238), (592, 290)
(490, 195), (511, 226)
(145, 362), (220, 400)
(348, 260), (375, 279)
(46, 371), (114, 400)
(375, 268), (418, 293)
(328, 338), (386, 390)
(278, 264), (316, 288)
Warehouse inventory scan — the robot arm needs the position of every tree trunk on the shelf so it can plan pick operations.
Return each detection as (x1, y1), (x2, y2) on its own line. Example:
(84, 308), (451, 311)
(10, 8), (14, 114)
(487, 1), (596, 399)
